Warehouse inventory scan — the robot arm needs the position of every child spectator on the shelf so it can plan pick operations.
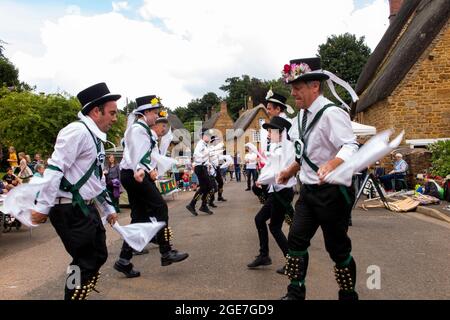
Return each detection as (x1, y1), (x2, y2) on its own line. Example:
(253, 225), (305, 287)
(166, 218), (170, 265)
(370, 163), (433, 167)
(34, 163), (46, 178)
(182, 171), (191, 191)
(7, 146), (18, 170)
(3, 167), (20, 190)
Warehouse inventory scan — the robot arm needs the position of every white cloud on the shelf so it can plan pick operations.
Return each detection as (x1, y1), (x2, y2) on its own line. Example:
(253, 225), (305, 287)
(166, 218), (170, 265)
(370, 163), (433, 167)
(112, 2), (129, 12)
(4, 0), (389, 109)
(66, 5), (81, 15)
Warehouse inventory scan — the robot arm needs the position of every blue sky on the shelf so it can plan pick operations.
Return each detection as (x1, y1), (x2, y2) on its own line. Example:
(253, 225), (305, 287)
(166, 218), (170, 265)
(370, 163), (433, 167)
(9, 0), (382, 16)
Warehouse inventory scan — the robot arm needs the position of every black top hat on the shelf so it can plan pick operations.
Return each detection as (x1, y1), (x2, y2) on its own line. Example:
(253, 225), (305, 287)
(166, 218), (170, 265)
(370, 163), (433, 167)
(77, 82), (121, 115)
(262, 116), (292, 132)
(135, 95), (163, 112)
(265, 90), (288, 110)
(201, 128), (211, 136)
(282, 57), (329, 84)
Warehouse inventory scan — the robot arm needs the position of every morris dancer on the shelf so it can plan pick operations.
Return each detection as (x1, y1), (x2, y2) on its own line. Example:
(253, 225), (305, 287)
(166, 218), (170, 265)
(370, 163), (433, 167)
(114, 95), (188, 278)
(31, 83), (120, 300)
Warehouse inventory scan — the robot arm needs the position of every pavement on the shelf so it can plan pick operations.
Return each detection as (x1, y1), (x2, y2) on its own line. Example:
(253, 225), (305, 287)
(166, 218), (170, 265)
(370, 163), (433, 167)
(0, 179), (449, 300)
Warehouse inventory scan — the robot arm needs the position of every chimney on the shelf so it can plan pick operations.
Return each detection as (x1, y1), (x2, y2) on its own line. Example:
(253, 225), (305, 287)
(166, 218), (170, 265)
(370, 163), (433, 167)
(247, 96), (254, 110)
(239, 108), (245, 117)
(388, 0), (404, 24)
(220, 101), (228, 113)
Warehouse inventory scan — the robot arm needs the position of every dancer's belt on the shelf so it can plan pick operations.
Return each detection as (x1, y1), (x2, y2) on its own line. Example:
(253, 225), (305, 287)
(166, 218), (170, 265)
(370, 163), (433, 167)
(55, 197), (95, 205)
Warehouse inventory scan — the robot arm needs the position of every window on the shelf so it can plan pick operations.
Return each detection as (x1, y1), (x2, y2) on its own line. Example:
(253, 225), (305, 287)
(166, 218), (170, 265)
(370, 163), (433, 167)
(252, 130), (261, 142)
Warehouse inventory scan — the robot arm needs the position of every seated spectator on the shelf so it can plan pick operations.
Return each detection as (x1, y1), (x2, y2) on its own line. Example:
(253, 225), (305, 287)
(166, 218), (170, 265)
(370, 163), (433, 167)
(379, 153), (408, 191)
(3, 167), (20, 190)
(30, 153), (43, 166)
(373, 161), (385, 178)
(0, 180), (8, 194)
(33, 163), (46, 178)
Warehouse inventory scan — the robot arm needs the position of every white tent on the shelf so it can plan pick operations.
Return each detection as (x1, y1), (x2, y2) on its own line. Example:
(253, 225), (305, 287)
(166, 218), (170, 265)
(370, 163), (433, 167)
(351, 121), (376, 136)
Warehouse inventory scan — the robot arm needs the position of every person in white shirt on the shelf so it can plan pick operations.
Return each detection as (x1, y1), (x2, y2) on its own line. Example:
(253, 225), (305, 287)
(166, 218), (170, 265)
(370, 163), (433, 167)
(244, 149), (258, 191)
(247, 116), (295, 275)
(186, 128), (214, 216)
(265, 89), (291, 120)
(277, 57), (359, 300)
(31, 82), (120, 300)
(379, 153), (408, 191)
(256, 90), (293, 203)
(207, 136), (227, 208)
(115, 95), (188, 278)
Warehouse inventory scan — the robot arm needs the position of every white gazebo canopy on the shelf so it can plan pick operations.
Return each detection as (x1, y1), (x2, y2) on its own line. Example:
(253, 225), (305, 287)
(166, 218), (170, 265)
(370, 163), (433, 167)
(351, 121), (376, 136)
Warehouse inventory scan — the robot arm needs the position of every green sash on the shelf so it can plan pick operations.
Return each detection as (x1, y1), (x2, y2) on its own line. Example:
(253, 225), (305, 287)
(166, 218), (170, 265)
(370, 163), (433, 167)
(48, 121), (102, 217)
(297, 104), (352, 204)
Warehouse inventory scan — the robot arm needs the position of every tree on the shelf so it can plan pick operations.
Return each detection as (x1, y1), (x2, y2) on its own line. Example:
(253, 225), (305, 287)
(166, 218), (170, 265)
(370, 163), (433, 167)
(318, 33), (371, 105)
(0, 57), (20, 87)
(428, 140), (450, 177)
(0, 89), (126, 157)
(220, 75), (297, 119)
(173, 92), (221, 125)
(0, 39), (6, 58)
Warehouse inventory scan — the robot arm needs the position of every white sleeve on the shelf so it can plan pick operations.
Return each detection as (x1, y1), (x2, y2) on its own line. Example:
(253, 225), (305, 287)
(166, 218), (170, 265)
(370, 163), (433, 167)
(35, 124), (86, 214)
(94, 191), (116, 217)
(323, 108), (359, 162)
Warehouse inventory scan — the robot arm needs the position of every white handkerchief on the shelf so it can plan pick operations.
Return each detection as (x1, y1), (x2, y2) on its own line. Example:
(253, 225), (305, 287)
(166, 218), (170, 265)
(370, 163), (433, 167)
(324, 130), (404, 186)
(112, 221), (166, 252)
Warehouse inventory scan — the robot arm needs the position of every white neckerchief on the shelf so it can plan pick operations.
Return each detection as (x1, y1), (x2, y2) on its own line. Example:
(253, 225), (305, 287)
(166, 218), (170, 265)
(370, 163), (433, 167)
(77, 111), (107, 142)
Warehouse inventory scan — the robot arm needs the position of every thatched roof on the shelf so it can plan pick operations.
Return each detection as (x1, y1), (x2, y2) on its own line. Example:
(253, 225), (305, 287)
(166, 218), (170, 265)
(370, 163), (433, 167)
(202, 112), (220, 129)
(227, 104), (267, 140)
(167, 112), (185, 130)
(354, 0), (450, 113)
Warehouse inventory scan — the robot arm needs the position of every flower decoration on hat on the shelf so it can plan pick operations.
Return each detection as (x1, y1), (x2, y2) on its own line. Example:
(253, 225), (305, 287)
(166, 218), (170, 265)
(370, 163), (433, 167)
(281, 62), (312, 83)
(151, 97), (160, 106)
(265, 88), (274, 100)
(158, 109), (168, 118)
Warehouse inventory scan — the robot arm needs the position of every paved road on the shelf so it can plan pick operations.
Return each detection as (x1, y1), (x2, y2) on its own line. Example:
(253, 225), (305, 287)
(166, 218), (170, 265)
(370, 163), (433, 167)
(1, 180), (449, 300)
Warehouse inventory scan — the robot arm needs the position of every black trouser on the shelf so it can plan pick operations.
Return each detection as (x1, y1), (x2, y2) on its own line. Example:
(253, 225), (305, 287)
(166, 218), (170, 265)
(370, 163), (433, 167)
(191, 165), (212, 206)
(119, 169), (170, 259)
(49, 203), (107, 300)
(208, 175), (218, 203)
(255, 188), (293, 257)
(215, 167), (224, 195)
(289, 184), (354, 263)
(246, 168), (258, 189)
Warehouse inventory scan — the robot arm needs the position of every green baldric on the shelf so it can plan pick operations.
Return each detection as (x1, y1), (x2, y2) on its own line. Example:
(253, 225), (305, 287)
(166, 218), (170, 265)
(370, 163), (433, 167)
(48, 121), (103, 217)
(296, 104), (352, 205)
(132, 121), (156, 171)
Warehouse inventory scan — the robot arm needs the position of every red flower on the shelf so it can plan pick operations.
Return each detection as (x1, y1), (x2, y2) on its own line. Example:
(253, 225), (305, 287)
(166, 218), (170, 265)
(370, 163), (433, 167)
(283, 64), (291, 73)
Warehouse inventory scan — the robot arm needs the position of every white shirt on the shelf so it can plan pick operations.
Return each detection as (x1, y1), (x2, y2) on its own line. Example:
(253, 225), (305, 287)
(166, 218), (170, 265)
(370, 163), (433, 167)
(209, 146), (220, 169)
(150, 129), (159, 170)
(267, 143), (297, 193)
(120, 120), (156, 172)
(279, 112), (289, 120)
(245, 153), (258, 169)
(288, 95), (358, 185)
(35, 116), (115, 216)
(193, 140), (209, 165)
